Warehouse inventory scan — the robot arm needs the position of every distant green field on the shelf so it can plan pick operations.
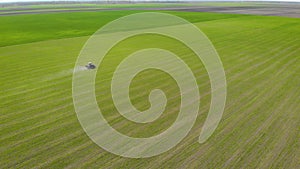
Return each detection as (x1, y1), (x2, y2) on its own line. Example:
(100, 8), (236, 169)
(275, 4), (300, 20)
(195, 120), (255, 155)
(0, 2), (265, 11)
(0, 11), (240, 47)
(0, 10), (299, 168)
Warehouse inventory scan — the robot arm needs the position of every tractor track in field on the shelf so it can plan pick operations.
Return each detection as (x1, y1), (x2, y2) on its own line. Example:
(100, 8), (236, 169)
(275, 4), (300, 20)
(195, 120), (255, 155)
(0, 5), (300, 18)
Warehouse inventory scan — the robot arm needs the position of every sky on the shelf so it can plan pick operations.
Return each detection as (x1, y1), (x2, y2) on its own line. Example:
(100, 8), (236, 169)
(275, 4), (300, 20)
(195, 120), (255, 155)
(1, 0), (300, 2)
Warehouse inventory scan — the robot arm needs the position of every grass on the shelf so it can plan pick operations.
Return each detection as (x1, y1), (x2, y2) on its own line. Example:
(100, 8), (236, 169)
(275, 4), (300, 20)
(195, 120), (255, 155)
(0, 11), (240, 47)
(0, 9), (299, 169)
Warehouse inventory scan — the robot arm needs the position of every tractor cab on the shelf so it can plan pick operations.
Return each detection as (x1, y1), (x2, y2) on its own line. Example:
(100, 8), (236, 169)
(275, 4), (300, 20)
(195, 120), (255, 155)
(85, 62), (96, 69)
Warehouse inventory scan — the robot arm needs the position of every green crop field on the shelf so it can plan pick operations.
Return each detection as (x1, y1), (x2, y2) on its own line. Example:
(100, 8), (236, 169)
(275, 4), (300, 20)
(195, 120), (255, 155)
(0, 9), (299, 169)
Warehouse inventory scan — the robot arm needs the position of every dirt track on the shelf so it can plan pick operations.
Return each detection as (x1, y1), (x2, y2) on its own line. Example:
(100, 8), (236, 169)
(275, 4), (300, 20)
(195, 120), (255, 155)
(1, 5), (299, 18)
(175, 5), (300, 18)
